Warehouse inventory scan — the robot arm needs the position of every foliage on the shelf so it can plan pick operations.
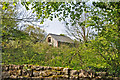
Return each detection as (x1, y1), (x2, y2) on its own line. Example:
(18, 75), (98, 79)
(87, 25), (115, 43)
(1, 1), (120, 77)
(24, 25), (45, 43)
(22, 2), (93, 42)
(23, 1), (120, 76)
(59, 34), (66, 36)
(88, 2), (120, 76)
(2, 41), (105, 70)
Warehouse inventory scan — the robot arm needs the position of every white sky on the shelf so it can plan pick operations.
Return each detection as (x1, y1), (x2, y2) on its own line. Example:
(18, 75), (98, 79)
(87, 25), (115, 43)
(43, 19), (67, 35)
(43, 1), (93, 36)
(17, 1), (93, 38)
(17, 1), (67, 35)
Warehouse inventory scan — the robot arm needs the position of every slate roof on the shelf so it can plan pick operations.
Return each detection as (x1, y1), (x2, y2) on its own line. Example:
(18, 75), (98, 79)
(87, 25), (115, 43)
(48, 33), (74, 43)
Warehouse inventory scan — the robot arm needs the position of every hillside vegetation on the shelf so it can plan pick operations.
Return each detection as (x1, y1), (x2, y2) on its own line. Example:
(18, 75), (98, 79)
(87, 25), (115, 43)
(1, 1), (120, 77)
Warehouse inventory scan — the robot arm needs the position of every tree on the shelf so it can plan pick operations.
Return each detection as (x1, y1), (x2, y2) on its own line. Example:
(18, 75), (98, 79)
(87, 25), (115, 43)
(1, 2), (46, 45)
(24, 25), (46, 43)
(1, 2), (30, 43)
(85, 2), (120, 76)
(1, 2), (46, 65)
(22, 2), (95, 42)
(25, 1), (120, 75)
(66, 12), (92, 42)
(2, 1), (120, 76)
(1, 2), (18, 42)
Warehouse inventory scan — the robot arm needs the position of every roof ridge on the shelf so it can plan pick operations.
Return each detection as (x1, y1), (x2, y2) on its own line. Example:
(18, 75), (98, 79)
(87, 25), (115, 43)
(48, 33), (74, 43)
(48, 33), (69, 37)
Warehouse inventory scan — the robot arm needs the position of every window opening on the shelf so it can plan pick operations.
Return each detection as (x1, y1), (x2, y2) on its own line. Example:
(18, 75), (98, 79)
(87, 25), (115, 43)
(48, 37), (51, 42)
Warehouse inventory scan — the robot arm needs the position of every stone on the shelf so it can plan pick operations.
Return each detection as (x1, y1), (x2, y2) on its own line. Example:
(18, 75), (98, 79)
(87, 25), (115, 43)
(31, 65), (36, 70)
(63, 68), (71, 75)
(52, 67), (64, 71)
(22, 70), (28, 76)
(40, 70), (53, 77)
(44, 66), (52, 70)
(2, 65), (9, 71)
(27, 69), (33, 77)
(60, 75), (69, 78)
(18, 70), (22, 76)
(60, 71), (65, 75)
(4, 66), (9, 71)
(49, 71), (56, 75)
(19, 65), (23, 68)
(2, 72), (10, 78)
(2, 64), (113, 80)
(78, 69), (89, 78)
(70, 75), (78, 79)
(79, 69), (86, 73)
(43, 77), (53, 80)
(87, 69), (96, 78)
(32, 66), (44, 71)
(33, 71), (40, 77)
(9, 65), (15, 70)
(56, 71), (61, 75)
(17, 76), (23, 78)
(27, 64), (32, 68)
(8, 70), (18, 76)
(14, 65), (20, 70)
(96, 72), (108, 77)
(10, 75), (18, 78)
(70, 70), (78, 75)
(36, 66), (44, 71)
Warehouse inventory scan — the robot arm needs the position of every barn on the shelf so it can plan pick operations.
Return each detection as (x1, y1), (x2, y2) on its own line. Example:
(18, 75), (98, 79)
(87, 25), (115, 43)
(46, 33), (74, 47)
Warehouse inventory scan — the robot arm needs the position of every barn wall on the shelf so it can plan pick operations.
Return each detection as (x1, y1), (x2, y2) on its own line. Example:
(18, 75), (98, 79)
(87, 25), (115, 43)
(46, 35), (58, 47)
(46, 35), (74, 47)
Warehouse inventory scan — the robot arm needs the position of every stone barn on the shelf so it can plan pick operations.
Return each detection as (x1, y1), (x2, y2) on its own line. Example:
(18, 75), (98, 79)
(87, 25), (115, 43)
(46, 33), (74, 47)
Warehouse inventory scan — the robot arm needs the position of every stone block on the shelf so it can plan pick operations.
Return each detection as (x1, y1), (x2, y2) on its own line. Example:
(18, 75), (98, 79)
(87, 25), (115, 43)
(22, 70), (28, 76)
(40, 70), (53, 77)
(87, 69), (96, 78)
(70, 70), (78, 75)
(96, 72), (108, 77)
(32, 66), (44, 71)
(2, 65), (9, 71)
(2, 72), (10, 78)
(52, 67), (63, 71)
(70, 75), (78, 79)
(33, 71), (40, 77)
(44, 66), (52, 70)
(78, 69), (89, 78)
(18, 70), (22, 76)
(63, 68), (71, 75)
(10, 75), (18, 78)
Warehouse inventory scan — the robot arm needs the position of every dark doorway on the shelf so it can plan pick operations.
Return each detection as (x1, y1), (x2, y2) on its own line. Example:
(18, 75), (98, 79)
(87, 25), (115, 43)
(48, 37), (51, 42)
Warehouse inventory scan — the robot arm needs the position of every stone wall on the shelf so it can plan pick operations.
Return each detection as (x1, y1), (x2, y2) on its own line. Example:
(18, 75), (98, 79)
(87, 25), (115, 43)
(1, 64), (119, 80)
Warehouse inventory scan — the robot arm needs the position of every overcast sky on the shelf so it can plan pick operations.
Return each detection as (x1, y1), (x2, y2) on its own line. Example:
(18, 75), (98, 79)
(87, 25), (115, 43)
(43, 19), (67, 35)
(43, 1), (93, 36)
(16, 1), (67, 35)
(17, 1), (93, 38)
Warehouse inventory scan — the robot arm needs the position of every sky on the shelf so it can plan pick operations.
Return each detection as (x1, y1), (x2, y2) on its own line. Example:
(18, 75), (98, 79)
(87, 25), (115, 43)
(43, 19), (67, 35)
(17, 1), (93, 39)
(17, 1), (67, 36)
(39, 1), (93, 36)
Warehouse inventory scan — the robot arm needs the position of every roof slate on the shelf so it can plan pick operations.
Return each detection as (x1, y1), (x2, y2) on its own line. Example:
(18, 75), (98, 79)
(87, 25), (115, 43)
(48, 33), (74, 43)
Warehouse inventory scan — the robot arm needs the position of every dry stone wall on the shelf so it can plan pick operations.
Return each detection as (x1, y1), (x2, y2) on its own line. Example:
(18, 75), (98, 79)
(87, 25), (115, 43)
(1, 64), (119, 80)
